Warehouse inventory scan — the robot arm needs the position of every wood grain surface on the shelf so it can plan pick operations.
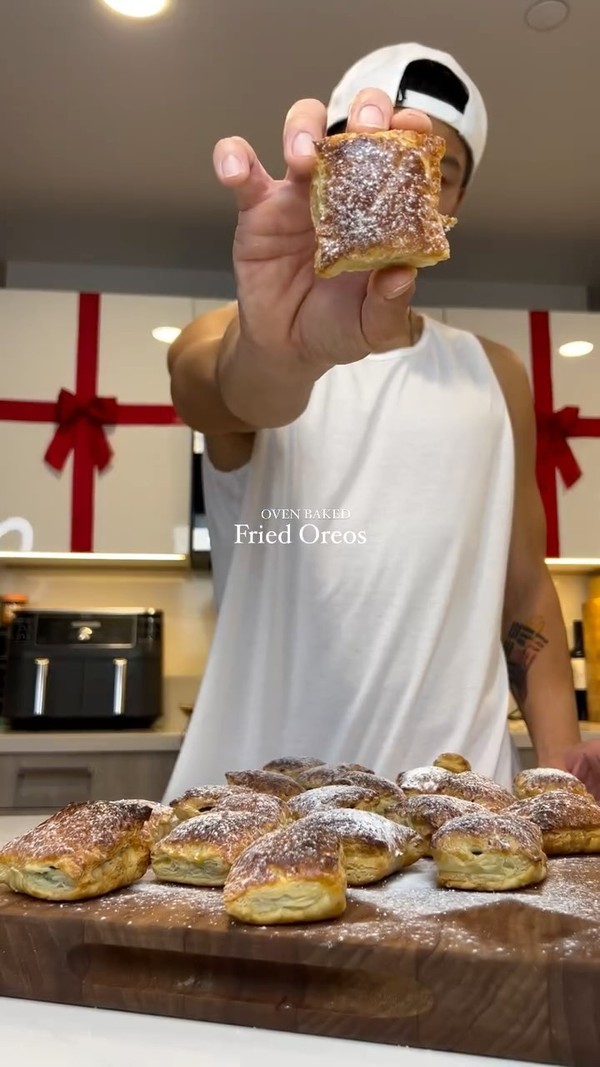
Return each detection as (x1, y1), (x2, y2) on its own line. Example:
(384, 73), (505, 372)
(1, 856), (599, 1066)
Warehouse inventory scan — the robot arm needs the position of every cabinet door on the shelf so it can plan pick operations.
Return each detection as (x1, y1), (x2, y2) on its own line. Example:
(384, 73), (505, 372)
(94, 294), (195, 554)
(547, 312), (600, 558)
(0, 290), (198, 556)
(1, 753), (96, 810)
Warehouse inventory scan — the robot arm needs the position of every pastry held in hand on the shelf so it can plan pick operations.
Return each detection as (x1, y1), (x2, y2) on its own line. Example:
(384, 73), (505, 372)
(513, 767), (591, 801)
(0, 800), (156, 901)
(310, 129), (456, 278)
(431, 813), (547, 891)
(508, 790), (600, 855)
(223, 821), (346, 925)
(151, 807), (284, 887)
(300, 808), (425, 885)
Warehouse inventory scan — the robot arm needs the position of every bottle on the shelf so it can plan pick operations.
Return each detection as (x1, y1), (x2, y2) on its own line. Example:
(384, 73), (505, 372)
(570, 620), (588, 721)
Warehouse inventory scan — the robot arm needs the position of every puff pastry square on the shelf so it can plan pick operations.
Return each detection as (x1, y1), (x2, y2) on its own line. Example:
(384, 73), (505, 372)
(513, 767), (591, 801)
(151, 807), (283, 887)
(310, 129), (456, 278)
(301, 808), (425, 885)
(508, 790), (600, 855)
(0, 800), (155, 901)
(223, 820), (346, 924)
(431, 813), (547, 892)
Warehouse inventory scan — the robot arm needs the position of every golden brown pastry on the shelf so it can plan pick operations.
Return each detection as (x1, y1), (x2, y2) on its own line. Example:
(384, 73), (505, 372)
(431, 813), (547, 891)
(396, 766), (453, 796)
(513, 767), (590, 801)
(340, 770), (398, 791)
(300, 809), (425, 885)
(440, 772), (515, 812)
(335, 762), (374, 774)
(0, 800), (154, 901)
(113, 799), (180, 845)
(295, 764), (373, 790)
(404, 794), (490, 852)
(433, 752), (471, 774)
(151, 806), (284, 887)
(223, 820), (346, 924)
(169, 784), (285, 822)
(508, 790), (600, 855)
(225, 769), (303, 799)
(287, 783), (405, 823)
(262, 756), (325, 780)
(294, 766), (346, 789)
(311, 129), (456, 278)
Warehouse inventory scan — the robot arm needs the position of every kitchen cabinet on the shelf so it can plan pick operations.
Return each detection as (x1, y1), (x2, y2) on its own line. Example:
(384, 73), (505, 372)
(443, 308), (600, 559)
(0, 291), (228, 558)
(0, 750), (178, 812)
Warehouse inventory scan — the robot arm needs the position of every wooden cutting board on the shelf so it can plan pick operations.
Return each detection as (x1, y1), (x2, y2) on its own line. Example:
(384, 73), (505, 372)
(1, 856), (599, 1066)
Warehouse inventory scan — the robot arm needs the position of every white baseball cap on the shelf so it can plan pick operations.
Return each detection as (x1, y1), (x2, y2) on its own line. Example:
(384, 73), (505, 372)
(327, 43), (488, 179)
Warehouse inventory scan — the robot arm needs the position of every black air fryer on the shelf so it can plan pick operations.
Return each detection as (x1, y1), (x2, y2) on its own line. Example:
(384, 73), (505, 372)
(4, 609), (163, 730)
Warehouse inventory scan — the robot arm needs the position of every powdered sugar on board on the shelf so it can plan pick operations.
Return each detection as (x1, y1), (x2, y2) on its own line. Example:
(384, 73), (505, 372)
(3, 856), (600, 958)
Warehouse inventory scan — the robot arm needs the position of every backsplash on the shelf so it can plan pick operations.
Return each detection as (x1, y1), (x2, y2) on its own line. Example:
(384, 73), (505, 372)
(0, 566), (590, 731)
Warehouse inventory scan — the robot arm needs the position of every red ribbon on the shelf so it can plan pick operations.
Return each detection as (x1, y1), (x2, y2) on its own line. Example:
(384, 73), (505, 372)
(530, 311), (600, 556)
(44, 388), (119, 473)
(0, 293), (181, 552)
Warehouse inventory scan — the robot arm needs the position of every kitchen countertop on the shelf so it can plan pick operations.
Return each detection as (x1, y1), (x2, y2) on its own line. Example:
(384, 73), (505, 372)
(0, 720), (599, 754)
(0, 815), (539, 1067)
(0, 724), (184, 752)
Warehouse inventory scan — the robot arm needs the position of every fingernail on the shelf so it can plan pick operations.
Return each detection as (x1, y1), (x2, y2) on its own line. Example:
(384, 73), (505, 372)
(220, 154), (244, 178)
(357, 104), (384, 127)
(383, 271), (417, 300)
(292, 131), (315, 157)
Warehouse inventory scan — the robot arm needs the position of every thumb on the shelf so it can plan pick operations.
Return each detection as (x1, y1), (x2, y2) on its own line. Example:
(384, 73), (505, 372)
(361, 268), (417, 352)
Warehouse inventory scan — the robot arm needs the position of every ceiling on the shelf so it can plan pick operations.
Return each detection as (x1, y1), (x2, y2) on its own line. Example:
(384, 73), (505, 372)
(1, 0), (599, 288)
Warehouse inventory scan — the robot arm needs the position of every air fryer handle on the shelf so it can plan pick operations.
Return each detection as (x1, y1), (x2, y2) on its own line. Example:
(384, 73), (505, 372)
(112, 658), (127, 716)
(32, 657), (49, 717)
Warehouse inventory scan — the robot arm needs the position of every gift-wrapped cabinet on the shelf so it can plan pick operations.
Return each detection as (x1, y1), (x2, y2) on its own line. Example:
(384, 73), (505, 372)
(444, 309), (600, 559)
(0, 290), (227, 555)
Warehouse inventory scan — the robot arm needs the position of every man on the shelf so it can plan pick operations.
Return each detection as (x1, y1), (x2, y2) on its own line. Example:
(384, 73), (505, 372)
(166, 43), (583, 795)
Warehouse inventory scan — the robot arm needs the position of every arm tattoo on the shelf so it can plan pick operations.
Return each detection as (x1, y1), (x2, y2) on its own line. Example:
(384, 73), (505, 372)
(503, 616), (548, 707)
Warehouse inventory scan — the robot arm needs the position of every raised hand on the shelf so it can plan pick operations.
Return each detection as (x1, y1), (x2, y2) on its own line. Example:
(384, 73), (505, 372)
(213, 91), (432, 371)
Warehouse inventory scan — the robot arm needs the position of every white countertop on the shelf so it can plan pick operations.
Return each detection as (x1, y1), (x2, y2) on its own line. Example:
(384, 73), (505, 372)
(0, 815), (541, 1067)
(0, 721), (598, 756)
(0, 727), (184, 753)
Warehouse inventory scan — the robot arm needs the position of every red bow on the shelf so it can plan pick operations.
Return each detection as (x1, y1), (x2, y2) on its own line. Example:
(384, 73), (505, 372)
(44, 388), (119, 472)
(535, 404), (583, 490)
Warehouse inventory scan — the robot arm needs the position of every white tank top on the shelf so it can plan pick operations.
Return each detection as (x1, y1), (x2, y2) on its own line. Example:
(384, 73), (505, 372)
(167, 316), (517, 797)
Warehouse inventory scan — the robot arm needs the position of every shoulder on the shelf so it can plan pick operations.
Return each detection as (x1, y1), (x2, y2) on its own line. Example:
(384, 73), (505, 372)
(476, 335), (534, 432)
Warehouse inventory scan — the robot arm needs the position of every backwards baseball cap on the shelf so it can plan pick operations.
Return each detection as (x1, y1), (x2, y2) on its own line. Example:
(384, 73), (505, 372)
(327, 43), (488, 180)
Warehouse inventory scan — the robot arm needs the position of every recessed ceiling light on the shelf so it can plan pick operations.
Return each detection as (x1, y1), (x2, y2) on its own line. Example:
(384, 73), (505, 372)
(525, 1), (569, 31)
(152, 326), (181, 344)
(558, 340), (594, 358)
(100, 0), (170, 19)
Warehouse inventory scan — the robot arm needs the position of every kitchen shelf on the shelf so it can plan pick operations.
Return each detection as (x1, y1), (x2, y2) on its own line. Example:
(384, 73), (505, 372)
(546, 559), (600, 575)
(0, 552), (190, 571)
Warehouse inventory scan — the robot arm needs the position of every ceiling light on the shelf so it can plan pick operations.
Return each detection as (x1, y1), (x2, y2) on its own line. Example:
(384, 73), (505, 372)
(525, 1), (569, 31)
(152, 326), (181, 344)
(558, 340), (594, 358)
(100, 0), (170, 18)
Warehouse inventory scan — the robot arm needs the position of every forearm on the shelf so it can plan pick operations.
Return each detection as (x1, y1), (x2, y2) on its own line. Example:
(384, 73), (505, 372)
(169, 313), (327, 433)
(503, 567), (580, 765)
(216, 315), (328, 428)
